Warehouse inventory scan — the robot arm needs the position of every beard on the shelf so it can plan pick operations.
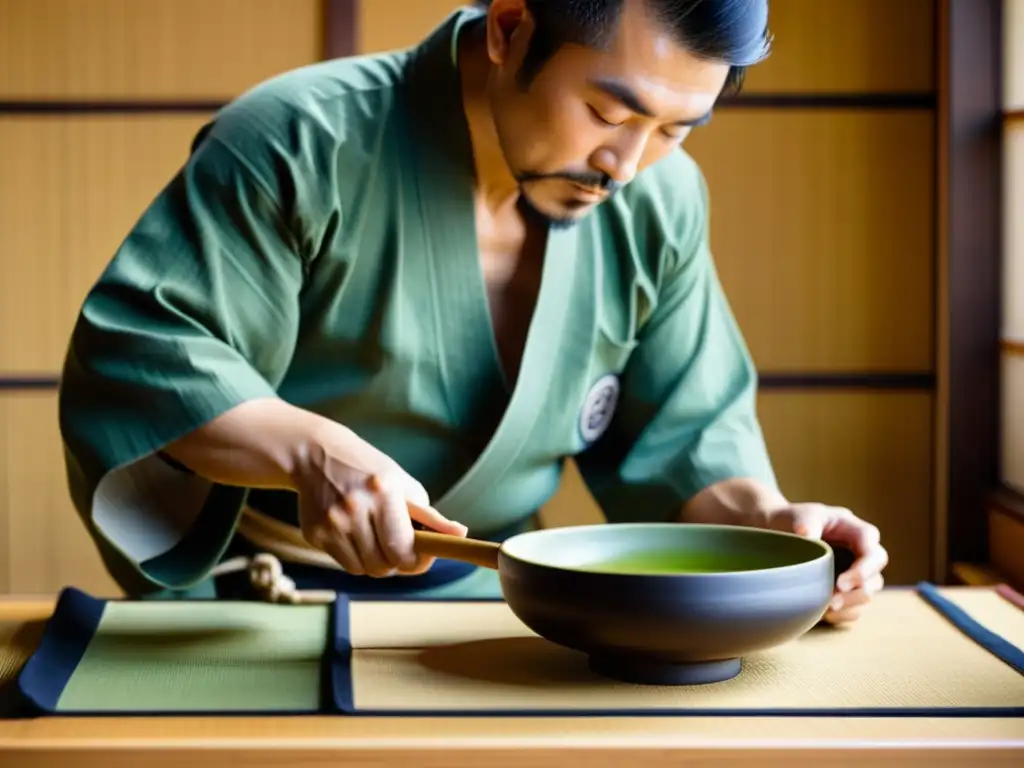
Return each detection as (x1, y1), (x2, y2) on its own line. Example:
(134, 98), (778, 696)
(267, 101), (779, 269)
(514, 170), (623, 230)
(515, 189), (582, 230)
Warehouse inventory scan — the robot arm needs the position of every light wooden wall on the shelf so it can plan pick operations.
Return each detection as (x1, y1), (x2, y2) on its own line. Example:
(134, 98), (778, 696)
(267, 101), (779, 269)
(357, 0), (938, 586)
(682, 0), (937, 585)
(0, 0), (325, 595)
(0, 0), (939, 594)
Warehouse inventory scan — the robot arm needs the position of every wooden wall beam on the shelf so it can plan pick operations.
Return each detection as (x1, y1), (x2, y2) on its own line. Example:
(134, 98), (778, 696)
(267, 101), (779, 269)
(324, 0), (358, 60)
(938, 0), (1004, 568)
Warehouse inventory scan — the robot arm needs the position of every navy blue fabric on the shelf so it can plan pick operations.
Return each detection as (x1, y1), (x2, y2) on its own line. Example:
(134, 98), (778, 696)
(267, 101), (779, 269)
(329, 593), (353, 713)
(916, 581), (1024, 675)
(347, 705), (1024, 717)
(16, 587), (104, 713)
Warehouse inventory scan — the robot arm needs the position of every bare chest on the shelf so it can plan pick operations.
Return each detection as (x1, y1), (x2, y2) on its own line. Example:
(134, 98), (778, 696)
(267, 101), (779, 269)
(475, 213), (547, 386)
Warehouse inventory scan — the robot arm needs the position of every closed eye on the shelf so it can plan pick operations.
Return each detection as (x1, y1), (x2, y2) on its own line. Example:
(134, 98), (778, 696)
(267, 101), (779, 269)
(662, 111), (711, 141)
(587, 104), (623, 127)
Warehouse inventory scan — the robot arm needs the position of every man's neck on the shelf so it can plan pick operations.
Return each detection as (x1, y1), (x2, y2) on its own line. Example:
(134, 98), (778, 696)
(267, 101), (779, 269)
(457, 23), (522, 217)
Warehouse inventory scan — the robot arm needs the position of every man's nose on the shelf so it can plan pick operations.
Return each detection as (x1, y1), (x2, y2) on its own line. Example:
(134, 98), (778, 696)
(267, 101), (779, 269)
(591, 135), (646, 185)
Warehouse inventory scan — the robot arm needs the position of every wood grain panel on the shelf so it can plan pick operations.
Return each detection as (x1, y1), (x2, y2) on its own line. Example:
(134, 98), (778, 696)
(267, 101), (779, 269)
(684, 110), (935, 372)
(0, 115), (210, 373)
(0, 0), (322, 99)
(358, 0), (462, 53)
(757, 391), (933, 585)
(542, 392), (934, 586)
(742, 0), (935, 94)
(0, 392), (120, 596)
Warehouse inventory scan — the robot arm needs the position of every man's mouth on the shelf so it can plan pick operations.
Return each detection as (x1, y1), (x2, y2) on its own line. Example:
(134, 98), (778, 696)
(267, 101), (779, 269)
(569, 182), (607, 202)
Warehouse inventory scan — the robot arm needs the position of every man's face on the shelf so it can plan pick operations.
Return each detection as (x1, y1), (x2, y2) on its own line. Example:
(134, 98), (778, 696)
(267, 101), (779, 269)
(483, 0), (730, 227)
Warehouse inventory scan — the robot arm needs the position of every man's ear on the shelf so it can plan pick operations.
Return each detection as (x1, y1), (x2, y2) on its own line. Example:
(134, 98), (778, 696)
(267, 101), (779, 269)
(485, 0), (533, 67)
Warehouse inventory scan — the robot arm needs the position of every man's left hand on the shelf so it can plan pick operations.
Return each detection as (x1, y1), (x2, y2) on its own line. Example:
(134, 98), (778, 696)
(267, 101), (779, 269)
(764, 503), (889, 625)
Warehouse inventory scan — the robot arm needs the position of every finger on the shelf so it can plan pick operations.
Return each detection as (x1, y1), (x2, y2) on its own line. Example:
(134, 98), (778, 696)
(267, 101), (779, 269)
(863, 572), (884, 595)
(844, 517), (882, 559)
(343, 490), (395, 578)
(367, 476), (440, 575)
(767, 505), (825, 540)
(399, 475), (431, 508)
(829, 585), (870, 612)
(321, 507), (366, 575)
(399, 553), (438, 576)
(388, 471), (467, 536)
(407, 500), (468, 536)
(824, 604), (862, 625)
(796, 505), (873, 548)
(367, 476), (418, 570)
(837, 543), (888, 592)
(322, 536), (366, 576)
(828, 573), (884, 614)
(793, 514), (824, 540)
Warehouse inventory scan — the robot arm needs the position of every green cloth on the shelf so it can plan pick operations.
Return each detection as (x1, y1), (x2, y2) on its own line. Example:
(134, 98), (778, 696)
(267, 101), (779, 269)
(56, 601), (328, 712)
(58, 5), (777, 597)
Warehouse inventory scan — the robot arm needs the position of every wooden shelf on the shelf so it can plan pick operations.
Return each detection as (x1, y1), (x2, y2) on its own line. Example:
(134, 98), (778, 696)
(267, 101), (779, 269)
(987, 487), (1024, 591)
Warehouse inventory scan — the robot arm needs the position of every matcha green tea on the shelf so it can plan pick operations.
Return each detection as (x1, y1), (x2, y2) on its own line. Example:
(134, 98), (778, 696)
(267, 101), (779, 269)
(583, 549), (798, 574)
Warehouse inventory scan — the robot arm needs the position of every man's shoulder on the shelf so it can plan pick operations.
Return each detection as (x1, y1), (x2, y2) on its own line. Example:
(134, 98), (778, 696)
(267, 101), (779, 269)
(234, 49), (413, 120)
(198, 50), (412, 164)
(186, 50), (414, 209)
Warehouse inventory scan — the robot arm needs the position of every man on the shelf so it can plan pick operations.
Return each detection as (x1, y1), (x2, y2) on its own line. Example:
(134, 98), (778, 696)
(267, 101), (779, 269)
(58, 0), (887, 623)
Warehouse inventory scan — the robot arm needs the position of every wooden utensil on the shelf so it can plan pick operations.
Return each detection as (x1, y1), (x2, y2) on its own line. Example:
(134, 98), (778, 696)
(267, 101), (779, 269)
(413, 530), (500, 570)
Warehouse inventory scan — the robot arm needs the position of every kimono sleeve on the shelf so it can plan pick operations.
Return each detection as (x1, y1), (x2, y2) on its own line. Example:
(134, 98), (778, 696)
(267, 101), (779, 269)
(575, 168), (778, 524)
(58, 125), (305, 595)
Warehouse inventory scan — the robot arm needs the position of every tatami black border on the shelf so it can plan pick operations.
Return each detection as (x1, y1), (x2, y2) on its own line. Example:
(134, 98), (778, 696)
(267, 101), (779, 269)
(0, 93), (936, 116)
(0, 373), (935, 393)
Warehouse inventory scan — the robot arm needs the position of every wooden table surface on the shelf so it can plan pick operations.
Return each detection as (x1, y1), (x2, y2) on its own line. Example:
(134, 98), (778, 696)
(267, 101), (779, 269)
(1, 594), (1022, 768)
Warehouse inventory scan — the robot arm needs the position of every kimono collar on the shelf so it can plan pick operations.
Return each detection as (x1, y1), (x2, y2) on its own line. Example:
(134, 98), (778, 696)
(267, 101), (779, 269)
(403, 5), (487, 185)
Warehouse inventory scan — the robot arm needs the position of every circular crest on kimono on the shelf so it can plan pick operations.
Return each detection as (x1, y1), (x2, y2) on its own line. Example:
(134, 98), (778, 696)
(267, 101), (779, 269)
(579, 373), (620, 444)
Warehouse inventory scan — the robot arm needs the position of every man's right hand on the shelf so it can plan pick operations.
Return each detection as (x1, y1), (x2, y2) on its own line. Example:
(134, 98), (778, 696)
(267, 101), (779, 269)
(293, 424), (468, 577)
(163, 396), (468, 578)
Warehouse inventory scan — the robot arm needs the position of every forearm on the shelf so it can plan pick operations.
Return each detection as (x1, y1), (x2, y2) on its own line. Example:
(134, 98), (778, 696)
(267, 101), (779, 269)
(680, 477), (789, 527)
(163, 396), (339, 491)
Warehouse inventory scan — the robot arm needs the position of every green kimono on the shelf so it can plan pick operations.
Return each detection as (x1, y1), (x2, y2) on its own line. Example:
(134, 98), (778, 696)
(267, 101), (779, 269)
(58, 5), (777, 599)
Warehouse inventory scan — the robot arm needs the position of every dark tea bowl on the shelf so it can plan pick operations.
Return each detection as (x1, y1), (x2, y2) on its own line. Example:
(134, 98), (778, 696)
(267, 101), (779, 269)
(495, 523), (835, 686)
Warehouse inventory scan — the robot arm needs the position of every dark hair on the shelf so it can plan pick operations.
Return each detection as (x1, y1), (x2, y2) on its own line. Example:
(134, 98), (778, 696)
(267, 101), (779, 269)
(474, 0), (771, 93)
